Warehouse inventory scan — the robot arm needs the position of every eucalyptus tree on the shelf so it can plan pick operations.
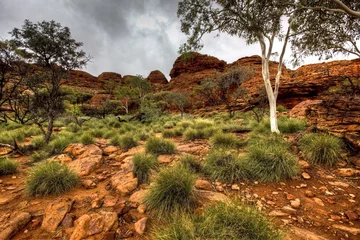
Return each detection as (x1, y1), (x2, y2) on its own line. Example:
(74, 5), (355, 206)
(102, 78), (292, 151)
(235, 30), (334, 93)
(9, 19), (90, 144)
(290, 0), (360, 63)
(178, 0), (295, 133)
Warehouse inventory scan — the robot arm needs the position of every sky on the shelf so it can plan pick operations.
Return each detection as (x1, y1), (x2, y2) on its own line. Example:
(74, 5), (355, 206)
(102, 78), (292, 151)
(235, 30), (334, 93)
(0, 0), (356, 80)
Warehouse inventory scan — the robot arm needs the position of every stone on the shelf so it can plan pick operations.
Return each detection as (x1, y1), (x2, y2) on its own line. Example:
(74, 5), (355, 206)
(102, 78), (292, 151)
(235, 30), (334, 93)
(41, 198), (74, 232)
(137, 204), (147, 214)
(345, 210), (359, 221)
(313, 197), (325, 207)
(282, 205), (298, 215)
(48, 154), (73, 164)
(82, 179), (97, 189)
(298, 160), (310, 169)
(269, 210), (289, 217)
(0, 212), (31, 240)
(134, 217), (148, 235)
(61, 213), (75, 228)
(290, 226), (328, 240)
(0, 146), (13, 155)
(305, 190), (315, 198)
(334, 168), (360, 177)
(216, 185), (224, 192)
(231, 184), (240, 191)
(195, 179), (212, 190)
(330, 214), (341, 221)
(103, 146), (119, 156)
(103, 196), (119, 207)
(158, 155), (173, 163)
(111, 171), (138, 196)
(70, 211), (118, 240)
(129, 189), (148, 204)
(197, 190), (230, 203)
(332, 224), (360, 236)
(301, 172), (311, 180)
(91, 198), (103, 209)
(290, 199), (301, 209)
(286, 194), (296, 200)
(0, 196), (12, 205)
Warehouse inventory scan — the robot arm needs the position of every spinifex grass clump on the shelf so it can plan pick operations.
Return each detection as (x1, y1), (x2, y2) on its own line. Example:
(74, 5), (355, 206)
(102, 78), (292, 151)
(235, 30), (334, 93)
(145, 137), (176, 155)
(153, 202), (282, 240)
(80, 133), (95, 145)
(247, 134), (299, 182)
(0, 157), (18, 175)
(133, 153), (158, 183)
(25, 161), (79, 196)
(179, 154), (202, 173)
(144, 165), (197, 217)
(277, 116), (308, 133)
(210, 132), (243, 149)
(162, 128), (183, 138)
(195, 202), (283, 240)
(299, 133), (343, 166)
(203, 151), (249, 183)
(111, 134), (138, 151)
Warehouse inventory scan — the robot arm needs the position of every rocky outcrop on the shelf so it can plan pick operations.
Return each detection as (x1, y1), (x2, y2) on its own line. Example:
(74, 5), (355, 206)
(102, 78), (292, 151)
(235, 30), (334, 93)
(97, 72), (122, 83)
(147, 70), (168, 85)
(0, 212), (31, 240)
(41, 198), (74, 232)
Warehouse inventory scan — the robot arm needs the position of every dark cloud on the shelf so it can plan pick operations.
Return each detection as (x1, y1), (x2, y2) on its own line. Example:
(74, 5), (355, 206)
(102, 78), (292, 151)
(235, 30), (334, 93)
(0, 0), (352, 79)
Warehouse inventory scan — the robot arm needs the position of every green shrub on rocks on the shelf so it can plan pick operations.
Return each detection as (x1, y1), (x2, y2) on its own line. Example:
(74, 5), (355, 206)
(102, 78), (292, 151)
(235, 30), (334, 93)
(145, 137), (176, 155)
(25, 161), (78, 196)
(133, 153), (158, 183)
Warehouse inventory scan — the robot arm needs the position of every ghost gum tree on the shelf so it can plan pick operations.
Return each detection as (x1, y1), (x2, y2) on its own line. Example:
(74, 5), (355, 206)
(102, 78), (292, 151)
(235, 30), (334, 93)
(178, 0), (295, 133)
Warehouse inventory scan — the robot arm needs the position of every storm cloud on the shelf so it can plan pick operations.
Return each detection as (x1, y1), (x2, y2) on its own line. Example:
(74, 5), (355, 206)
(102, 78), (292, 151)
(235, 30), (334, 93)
(0, 0), (353, 79)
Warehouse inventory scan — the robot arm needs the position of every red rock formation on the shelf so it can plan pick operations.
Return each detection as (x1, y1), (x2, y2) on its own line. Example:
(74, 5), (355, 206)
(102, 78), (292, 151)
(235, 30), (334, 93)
(147, 70), (168, 85)
(97, 72), (122, 84)
(63, 70), (100, 89)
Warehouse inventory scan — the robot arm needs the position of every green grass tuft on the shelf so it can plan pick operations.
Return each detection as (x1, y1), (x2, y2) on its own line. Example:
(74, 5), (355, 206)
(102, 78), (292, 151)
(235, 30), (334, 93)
(210, 132), (243, 149)
(146, 137), (176, 155)
(144, 165), (197, 217)
(25, 161), (78, 196)
(133, 153), (158, 183)
(80, 133), (95, 145)
(179, 154), (202, 174)
(0, 157), (18, 175)
(299, 133), (343, 166)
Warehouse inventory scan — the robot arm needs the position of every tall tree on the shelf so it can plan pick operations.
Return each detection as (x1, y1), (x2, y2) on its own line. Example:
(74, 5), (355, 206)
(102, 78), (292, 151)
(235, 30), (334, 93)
(9, 19), (90, 144)
(178, 0), (294, 133)
(290, 0), (360, 63)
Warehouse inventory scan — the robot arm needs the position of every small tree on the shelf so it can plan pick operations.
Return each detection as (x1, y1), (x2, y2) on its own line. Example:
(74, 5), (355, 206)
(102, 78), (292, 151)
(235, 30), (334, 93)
(114, 85), (138, 114)
(9, 19), (90, 144)
(178, 0), (294, 133)
(125, 75), (152, 102)
(166, 92), (190, 117)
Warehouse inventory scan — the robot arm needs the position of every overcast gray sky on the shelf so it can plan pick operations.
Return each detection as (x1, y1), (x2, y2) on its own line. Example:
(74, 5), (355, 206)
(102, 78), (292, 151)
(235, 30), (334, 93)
(0, 0), (355, 80)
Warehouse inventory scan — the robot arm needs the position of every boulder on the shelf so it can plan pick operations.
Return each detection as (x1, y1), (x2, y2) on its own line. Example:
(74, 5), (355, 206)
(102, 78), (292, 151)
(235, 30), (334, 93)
(147, 70), (168, 85)
(0, 212), (31, 240)
(41, 198), (74, 232)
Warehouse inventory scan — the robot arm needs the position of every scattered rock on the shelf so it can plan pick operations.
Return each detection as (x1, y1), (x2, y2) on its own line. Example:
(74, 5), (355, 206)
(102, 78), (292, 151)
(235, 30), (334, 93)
(195, 179), (212, 191)
(91, 198), (103, 209)
(158, 155), (174, 163)
(330, 214), (342, 221)
(129, 189), (148, 204)
(298, 160), (310, 169)
(328, 181), (349, 188)
(111, 171), (138, 196)
(345, 210), (359, 221)
(70, 211), (118, 240)
(282, 205), (298, 215)
(103, 196), (119, 207)
(134, 217), (148, 235)
(197, 190), (230, 203)
(305, 190), (315, 198)
(82, 179), (97, 189)
(0, 212), (31, 240)
(332, 224), (360, 236)
(137, 204), (147, 214)
(231, 184), (240, 191)
(103, 146), (119, 156)
(290, 199), (301, 209)
(334, 168), (360, 177)
(301, 172), (311, 180)
(61, 213), (75, 228)
(313, 197), (325, 207)
(269, 210), (289, 217)
(290, 226), (328, 240)
(286, 193), (295, 200)
(41, 198), (74, 232)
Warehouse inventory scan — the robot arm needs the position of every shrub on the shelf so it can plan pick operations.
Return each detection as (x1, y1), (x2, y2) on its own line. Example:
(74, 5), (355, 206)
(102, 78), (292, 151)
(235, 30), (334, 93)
(30, 136), (45, 149)
(203, 151), (249, 183)
(0, 157), (18, 175)
(278, 116), (308, 133)
(104, 130), (117, 139)
(67, 122), (81, 133)
(276, 105), (288, 113)
(299, 133), (343, 166)
(210, 132), (243, 149)
(144, 165), (197, 217)
(136, 130), (151, 141)
(25, 161), (79, 196)
(118, 134), (138, 151)
(133, 153), (158, 183)
(183, 128), (204, 140)
(31, 151), (48, 163)
(90, 128), (105, 138)
(146, 137), (176, 155)
(153, 215), (196, 240)
(162, 128), (183, 138)
(195, 202), (282, 239)
(80, 133), (95, 145)
(179, 155), (202, 173)
(222, 123), (251, 133)
(247, 134), (299, 182)
(47, 133), (78, 155)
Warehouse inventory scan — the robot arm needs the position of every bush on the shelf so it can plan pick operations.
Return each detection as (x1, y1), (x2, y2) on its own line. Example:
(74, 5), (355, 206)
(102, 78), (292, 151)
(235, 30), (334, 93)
(153, 215), (196, 240)
(162, 128), (183, 138)
(30, 136), (45, 149)
(0, 157), (18, 175)
(276, 105), (288, 113)
(80, 133), (95, 145)
(299, 133), (343, 166)
(278, 116), (308, 133)
(118, 134), (138, 151)
(203, 151), (249, 183)
(133, 153), (158, 183)
(247, 134), (299, 182)
(47, 133), (78, 155)
(144, 166), (197, 217)
(195, 202), (282, 239)
(179, 155), (202, 173)
(210, 132), (243, 149)
(67, 122), (81, 133)
(25, 161), (79, 196)
(136, 130), (151, 141)
(90, 128), (105, 138)
(183, 126), (219, 141)
(146, 137), (176, 155)
(31, 151), (48, 163)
